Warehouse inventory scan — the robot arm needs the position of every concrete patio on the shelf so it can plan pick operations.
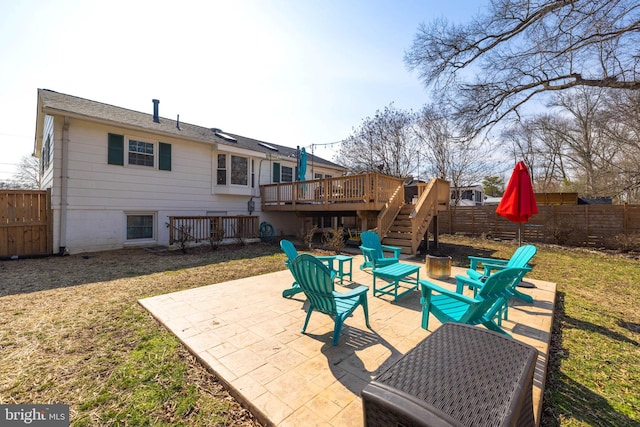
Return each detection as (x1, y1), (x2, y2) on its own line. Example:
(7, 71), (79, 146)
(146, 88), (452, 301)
(139, 254), (555, 426)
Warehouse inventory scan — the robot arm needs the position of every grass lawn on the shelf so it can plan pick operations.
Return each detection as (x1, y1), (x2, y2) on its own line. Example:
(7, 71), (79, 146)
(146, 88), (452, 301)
(1, 236), (639, 426)
(0, 244), (283, 426)
(437, 236), (640, 427)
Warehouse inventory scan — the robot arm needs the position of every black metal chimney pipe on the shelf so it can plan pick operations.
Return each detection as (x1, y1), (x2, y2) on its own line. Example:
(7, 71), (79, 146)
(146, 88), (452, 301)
(152, 99), (160, 123)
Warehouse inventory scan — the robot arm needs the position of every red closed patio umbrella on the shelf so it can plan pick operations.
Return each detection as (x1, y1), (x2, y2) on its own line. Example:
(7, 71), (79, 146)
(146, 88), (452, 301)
(496, 161), (538, 245)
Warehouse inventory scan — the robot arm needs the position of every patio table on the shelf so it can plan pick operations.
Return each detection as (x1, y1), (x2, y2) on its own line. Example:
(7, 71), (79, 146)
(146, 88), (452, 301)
(372, 262), (420, 301)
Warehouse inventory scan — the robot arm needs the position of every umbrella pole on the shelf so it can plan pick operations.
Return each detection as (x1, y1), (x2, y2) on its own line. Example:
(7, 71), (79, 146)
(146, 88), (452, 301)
(518, 222), (522, 246)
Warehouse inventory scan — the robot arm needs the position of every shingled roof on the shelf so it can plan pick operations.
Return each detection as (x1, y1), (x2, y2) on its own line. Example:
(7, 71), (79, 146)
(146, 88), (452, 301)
(37, 89), (343, 169)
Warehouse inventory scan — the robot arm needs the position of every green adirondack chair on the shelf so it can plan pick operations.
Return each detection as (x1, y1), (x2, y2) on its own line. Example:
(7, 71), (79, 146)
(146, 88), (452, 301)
(290, 254), (371, 346)
(280, 239), (337, 298)
(419, 267), (529, 336)
(359, 231), (401, 270)
(467, 245), (537, 305)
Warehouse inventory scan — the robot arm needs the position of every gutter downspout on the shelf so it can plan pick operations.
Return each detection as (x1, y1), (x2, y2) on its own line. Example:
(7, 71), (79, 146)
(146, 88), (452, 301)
(59, 116), (70, 254)
(255, 156), (270, 213)
(258, 154), (270, 187)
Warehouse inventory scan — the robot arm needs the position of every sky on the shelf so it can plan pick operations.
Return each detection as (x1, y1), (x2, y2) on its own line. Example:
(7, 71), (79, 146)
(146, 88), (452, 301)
(0, 0), (486, 180)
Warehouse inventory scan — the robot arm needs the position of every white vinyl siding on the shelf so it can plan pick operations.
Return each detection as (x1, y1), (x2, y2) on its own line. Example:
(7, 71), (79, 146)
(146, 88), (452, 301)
(49, 121), (214, 252)
(41, 114), (344, 253)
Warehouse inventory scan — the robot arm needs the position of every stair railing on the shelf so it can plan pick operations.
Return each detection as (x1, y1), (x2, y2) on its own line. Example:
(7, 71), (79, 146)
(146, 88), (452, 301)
(409, 178), (450, 254)
(376, 183), (404, 240)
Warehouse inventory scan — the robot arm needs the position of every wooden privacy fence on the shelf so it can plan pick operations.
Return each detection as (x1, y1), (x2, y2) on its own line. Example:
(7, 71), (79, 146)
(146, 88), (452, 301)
(169, 216), (259, 245)
(0, 189), (52, 258)
(442, 204), (640, 248)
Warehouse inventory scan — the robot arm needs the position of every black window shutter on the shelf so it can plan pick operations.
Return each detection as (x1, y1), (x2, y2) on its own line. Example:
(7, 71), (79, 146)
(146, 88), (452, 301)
(108, 133), (124, 165)
(159, 142), (171, 171)
(273, 162), (280, 183)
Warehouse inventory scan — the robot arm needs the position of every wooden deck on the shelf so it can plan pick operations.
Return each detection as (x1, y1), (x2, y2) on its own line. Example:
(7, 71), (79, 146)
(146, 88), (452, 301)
(260, 173), (404, 212)
(261, 174), (451, 254)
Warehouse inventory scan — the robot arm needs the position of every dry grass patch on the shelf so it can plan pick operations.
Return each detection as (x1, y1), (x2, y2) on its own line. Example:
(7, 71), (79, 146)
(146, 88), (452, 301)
(0, 244), (285, 425)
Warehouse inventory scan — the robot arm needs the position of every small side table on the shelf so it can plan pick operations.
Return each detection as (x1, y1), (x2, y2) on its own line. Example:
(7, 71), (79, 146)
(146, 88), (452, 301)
(334, 254), (353, 284)
(372, 263), (420, 300)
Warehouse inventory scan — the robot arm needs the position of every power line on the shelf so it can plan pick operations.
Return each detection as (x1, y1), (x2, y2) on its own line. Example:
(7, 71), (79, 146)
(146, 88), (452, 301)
(305, 140), (344, 150)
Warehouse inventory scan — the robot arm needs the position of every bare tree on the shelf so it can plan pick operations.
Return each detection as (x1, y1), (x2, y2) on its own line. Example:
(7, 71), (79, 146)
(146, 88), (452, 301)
(413, 105), (453, 180)
(501, 115), (572, 192)
(501, 120), (538, 173)
(405, 0), (640, 136)
(12, 155), (42, 189)
(413, 105), (494, 205)
(550, 87), (618, 196)
(532, 115), (574, 192)
(336, 104), (420, 178)
(499, 87), (640, 199)
(599, 89), (640, 202)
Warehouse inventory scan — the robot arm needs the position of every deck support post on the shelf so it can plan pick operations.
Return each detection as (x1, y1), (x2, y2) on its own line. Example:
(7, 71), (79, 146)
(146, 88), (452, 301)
(433, 215), (439, 249)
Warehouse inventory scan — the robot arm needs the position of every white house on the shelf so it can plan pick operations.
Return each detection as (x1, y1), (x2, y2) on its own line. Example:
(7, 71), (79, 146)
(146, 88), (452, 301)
(33, 89), (345, 254)
(450, 184), (485, 206)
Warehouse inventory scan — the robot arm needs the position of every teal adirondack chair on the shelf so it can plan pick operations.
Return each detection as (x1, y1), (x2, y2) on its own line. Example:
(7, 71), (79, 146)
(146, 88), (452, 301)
(419, 267), (529, 336)
(467, 245), (537, 305)
(280, 239), (337, 298)
(359, 231), (401, 270)
(290, 254), (371, 346)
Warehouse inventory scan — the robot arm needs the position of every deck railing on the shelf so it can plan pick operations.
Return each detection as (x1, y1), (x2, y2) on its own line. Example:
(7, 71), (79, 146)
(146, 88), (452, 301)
(169, 216), (259, 245)
(260, 173), (404, 209)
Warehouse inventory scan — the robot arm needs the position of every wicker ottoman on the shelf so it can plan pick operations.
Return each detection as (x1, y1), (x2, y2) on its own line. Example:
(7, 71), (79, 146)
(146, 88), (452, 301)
(362, 323), (538, 427)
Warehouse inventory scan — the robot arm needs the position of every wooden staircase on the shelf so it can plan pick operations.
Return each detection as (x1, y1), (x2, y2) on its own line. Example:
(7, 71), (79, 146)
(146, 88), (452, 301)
(382, 204), (435, 254)
(377, 178), (450, 255)
(383, 204), (416, 254)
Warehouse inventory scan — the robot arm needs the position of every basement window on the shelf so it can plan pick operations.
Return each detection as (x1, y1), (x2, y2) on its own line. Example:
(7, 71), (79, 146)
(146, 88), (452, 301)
(126, 214), (154, 240)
